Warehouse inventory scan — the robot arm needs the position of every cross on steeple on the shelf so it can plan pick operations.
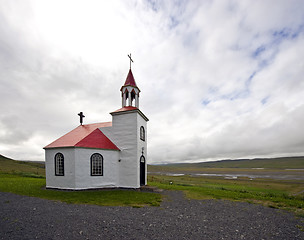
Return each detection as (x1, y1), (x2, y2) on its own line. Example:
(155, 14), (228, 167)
(128, 53), (133, 69)
(78, 112), (85, 125)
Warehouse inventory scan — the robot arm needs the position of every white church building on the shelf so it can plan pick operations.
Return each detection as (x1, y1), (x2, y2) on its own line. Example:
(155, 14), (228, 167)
(44, 66), (148, 190)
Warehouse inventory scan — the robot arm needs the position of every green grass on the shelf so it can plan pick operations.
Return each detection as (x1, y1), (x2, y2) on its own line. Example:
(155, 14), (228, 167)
(0, 173), (161, 207)
(1, 154), (303, 211)
(0, 155), (162, 207)
(0, 155), (45, 177)
(148, 175), (304, 215)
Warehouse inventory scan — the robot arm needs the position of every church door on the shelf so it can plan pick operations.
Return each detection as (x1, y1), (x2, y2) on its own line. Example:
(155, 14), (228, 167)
(140, 156), (145, 186)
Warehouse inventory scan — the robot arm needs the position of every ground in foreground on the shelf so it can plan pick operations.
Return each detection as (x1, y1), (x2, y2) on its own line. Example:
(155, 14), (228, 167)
(1, 190), (303, 240)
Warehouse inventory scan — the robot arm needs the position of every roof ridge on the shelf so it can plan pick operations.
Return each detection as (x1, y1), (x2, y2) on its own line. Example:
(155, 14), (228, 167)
(73, 128), (98, 147)
(75, 128), (120, 150)
(44, 122), (113, 149)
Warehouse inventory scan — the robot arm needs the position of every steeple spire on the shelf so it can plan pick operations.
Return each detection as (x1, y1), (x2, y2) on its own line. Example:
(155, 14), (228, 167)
(120, 56), (140, 108)
(123, 69), (137, 87)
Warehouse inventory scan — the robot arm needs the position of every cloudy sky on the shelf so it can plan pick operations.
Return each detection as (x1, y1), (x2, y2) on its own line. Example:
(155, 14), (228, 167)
(1, 0), (304, 163)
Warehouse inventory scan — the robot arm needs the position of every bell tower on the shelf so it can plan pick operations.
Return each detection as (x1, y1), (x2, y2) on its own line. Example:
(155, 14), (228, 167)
(107, 54), (148, 188)
(120, 69), (140, 108)
(120, 54), (140, 108)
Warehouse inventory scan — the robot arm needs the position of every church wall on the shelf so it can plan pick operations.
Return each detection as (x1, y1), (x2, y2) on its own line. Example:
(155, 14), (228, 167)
(74, 148), (120, 189)
(112, 111), (139, 188)
(45, 148), (76, 189)
(136, 113), (148, 185)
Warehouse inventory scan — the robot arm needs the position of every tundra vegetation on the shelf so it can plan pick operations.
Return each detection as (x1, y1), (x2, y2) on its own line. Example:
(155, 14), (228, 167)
(0, 155), (161, 207)
(0, 154), (303, 215)
(148, 157), (304, 216)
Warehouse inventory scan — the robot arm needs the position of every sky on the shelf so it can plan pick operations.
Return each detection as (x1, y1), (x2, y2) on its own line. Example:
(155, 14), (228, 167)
(1, 0), (304, 164)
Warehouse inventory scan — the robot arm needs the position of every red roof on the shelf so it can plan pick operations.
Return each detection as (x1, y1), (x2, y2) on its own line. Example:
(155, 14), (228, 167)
(111, 106), (149, 121)
(123, 69), (137, 87)
(44, 122), (119, 150)
(75, 128), (119, 150)
(112, 106), (138, 113)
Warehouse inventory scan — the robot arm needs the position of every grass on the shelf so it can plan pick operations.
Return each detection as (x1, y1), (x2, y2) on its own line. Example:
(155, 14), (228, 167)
(148, 175), (304, 215)
(148, 156), (304, 215)
(0, 155), (45, 177)
(0, 156), (161, 207)
(1, 154), (303, 211)
(0, 173), (162, 207)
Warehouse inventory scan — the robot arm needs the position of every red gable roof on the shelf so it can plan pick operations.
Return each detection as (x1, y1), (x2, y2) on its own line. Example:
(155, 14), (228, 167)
(123, 69), (137, 87)
(75, 128), (119, 150)
(44, 122), (119, 150)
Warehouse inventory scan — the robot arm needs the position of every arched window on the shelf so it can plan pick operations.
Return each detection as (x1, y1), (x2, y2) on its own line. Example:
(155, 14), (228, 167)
(91, 153), (103, 176)
(54, 153), (64, 176)
(140, 126), (145, 141)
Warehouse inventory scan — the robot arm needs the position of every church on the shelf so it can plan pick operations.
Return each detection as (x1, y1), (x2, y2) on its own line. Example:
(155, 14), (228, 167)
(44, 59), (148, 190)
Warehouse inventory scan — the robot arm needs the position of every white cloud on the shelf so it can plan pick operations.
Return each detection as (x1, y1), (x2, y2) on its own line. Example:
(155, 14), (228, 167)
(0, 0), (304, 163)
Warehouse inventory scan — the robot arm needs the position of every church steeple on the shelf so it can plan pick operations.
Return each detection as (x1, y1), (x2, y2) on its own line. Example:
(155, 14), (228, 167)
(120, 54), (140, 108)
(120, 69), (140, 108)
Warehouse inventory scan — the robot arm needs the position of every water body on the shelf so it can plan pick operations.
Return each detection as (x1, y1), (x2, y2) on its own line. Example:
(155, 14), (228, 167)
(192, 173), (304, 180)
(149, 170), (304, 181)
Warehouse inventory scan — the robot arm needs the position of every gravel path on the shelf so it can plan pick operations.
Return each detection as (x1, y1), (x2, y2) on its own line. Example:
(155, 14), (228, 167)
(0, 191), (303, 240)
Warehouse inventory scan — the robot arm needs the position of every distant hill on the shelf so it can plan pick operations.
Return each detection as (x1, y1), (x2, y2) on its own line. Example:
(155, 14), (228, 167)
(0, 154), (45, 176)
(0, 154), (12, 160)
(148, 156), (304, 172)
